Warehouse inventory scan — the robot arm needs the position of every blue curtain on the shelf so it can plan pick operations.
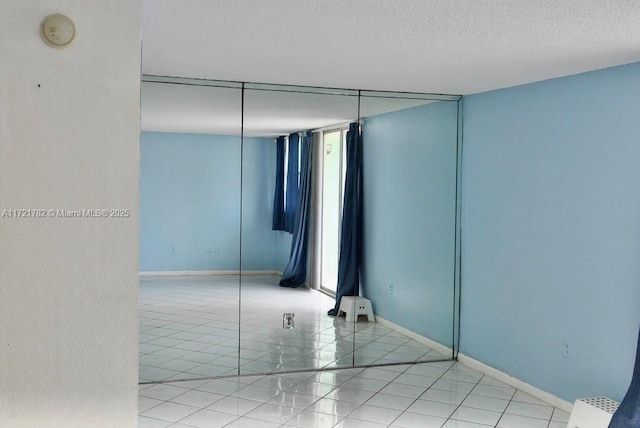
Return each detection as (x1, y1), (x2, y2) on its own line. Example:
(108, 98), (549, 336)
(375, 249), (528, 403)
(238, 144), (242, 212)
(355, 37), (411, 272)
(285, 133), (300, 233)
(610, 327), (640, 427)
(272, 136), (286, 231)
(329, 122), (362, 315)
(280, 131), (313, 288)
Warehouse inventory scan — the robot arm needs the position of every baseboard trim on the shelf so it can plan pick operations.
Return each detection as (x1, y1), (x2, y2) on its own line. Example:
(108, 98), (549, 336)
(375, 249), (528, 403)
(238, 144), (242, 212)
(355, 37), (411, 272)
(139, 270), (282, 277)
(375, 316), (454, 358)
(457, 353), (573, 413)
(374, 317), (572, 412)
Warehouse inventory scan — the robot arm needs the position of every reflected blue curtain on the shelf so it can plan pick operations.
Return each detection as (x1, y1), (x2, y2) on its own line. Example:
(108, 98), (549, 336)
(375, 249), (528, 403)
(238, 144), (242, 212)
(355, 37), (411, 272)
(329, 122), (362, 315)
(610, 327), (640, 427)
(272, 136), (286, 231)
(285, 133), (300, 233)
(280, 131), (313, 288)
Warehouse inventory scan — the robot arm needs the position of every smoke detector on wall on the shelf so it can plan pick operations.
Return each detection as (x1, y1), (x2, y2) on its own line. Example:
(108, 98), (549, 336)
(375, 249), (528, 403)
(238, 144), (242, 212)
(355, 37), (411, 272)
(41, 14), (76, 48)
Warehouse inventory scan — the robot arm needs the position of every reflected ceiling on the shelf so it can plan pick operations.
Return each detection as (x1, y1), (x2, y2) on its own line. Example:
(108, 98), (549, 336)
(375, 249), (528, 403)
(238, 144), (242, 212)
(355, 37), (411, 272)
(141, 81), (436, 136)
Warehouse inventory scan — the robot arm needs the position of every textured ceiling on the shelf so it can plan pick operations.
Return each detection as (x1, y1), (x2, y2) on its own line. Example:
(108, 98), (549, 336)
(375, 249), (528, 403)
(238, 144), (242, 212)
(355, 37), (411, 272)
(142, 0), (640, 95)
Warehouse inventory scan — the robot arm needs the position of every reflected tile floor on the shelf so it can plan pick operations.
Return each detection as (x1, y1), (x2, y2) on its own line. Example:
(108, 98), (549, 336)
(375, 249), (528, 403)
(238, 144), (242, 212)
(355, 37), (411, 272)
(139, 361), (570, 427)
(139, 275), (446, 382)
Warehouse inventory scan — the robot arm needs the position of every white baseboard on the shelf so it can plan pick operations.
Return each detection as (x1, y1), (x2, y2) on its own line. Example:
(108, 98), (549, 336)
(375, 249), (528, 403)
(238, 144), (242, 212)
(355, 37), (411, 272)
(457, 353), (573, 413)
(375, 316), (454, 358)
(374, 317), (572, 412)
(139, 270), (282, 277)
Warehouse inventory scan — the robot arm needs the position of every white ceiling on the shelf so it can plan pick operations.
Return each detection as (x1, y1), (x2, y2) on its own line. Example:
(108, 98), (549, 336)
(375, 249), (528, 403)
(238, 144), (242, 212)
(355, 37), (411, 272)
(142, 0), (640, 95)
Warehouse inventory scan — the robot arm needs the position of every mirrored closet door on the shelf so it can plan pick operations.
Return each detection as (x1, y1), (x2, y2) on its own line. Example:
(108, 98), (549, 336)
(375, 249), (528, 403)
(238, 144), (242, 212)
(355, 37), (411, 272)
(138, 76), (462, 384)
(239, 84), (360, 375)
(138, 78), (243, 382)
(353, 92), (461, 367)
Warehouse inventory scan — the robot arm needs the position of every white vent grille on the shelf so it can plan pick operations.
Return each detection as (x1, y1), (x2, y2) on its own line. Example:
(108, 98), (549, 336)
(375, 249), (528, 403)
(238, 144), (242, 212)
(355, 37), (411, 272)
(580, 397), (619, 414)
(568, 396), (620, 428)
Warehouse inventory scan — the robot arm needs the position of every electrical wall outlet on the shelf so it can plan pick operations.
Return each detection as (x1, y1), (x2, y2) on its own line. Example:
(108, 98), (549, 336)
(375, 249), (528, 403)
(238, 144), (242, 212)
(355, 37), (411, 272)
(283, 313), (294, 329)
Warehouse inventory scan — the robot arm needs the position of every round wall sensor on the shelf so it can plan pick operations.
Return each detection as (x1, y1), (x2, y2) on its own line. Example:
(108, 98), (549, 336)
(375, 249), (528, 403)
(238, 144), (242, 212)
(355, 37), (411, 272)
(41, 14), (76, 48)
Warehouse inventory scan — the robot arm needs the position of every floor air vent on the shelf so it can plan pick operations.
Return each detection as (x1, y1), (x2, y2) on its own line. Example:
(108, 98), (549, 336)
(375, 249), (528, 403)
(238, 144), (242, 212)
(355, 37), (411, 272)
(567, 396), (619, 428)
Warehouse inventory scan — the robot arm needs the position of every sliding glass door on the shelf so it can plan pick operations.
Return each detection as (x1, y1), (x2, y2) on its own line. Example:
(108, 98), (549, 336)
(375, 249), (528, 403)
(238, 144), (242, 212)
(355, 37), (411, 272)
(320, 128), (347, 295)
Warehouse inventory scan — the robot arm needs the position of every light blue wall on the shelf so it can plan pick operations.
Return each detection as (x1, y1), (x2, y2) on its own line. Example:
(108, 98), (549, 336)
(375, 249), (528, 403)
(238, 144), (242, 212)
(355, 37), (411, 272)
(361, 101), (459, 347)
(140, 132), (291, 272)
(461, 62), (640, 402)
(241, 136), (293, 271)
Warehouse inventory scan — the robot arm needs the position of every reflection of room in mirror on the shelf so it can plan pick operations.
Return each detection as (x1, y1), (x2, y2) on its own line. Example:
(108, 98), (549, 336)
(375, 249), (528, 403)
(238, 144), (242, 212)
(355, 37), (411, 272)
(139, 77), (461, 384)
(242, 87), (358, 137)
(141, 81), (243, 135)
(139, 275), (448, 382)
(358, 95), (459, 354)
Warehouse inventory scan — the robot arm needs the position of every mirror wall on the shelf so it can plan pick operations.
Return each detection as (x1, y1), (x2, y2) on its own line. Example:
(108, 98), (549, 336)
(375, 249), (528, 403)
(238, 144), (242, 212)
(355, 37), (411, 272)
(356, 92), (460, 366)
(139, 79), (243, 381)
(138, 77), (461, 383)
(239, 85), (360, 375)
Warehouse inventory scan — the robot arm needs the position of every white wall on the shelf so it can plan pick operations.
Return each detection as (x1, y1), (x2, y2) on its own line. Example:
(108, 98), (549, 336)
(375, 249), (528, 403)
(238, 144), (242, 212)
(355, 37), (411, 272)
(0, 2), (141, 427)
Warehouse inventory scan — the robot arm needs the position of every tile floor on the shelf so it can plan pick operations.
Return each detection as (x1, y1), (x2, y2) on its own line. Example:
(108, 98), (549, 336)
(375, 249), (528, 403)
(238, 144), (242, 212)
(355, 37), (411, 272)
(139, 360), (570, 427)
(139, 275), (570, 427)
(139, 275), (447, 382)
